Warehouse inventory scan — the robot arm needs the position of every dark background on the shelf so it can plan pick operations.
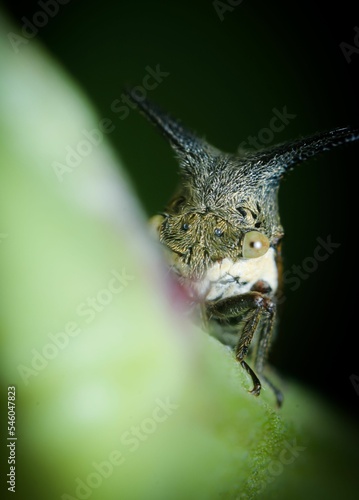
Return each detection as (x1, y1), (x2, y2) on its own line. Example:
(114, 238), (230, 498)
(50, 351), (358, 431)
(2, 0), (358, 416)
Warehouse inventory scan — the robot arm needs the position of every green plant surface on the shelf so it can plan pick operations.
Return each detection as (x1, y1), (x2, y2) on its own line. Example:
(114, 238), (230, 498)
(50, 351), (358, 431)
(0, 12), (358, 500)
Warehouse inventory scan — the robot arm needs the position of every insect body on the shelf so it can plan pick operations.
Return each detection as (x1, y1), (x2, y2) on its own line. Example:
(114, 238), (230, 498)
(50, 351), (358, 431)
(128, 90), (359, 406)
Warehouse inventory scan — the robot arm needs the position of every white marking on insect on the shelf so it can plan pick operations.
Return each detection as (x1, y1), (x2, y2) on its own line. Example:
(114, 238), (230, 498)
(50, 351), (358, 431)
(194, 247), (278, 301)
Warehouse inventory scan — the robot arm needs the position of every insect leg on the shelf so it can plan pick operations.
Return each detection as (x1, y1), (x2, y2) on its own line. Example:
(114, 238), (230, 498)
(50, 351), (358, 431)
(206, 292), (268, 397)
(254, 304), (283, 407)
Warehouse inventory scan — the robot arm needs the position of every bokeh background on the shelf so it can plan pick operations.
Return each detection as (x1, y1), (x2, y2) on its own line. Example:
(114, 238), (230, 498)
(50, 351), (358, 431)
(1, 0), (358, 418)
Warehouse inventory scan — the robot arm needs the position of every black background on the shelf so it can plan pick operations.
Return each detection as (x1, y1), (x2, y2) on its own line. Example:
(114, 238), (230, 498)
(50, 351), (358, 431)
(1, 0), (358, 417)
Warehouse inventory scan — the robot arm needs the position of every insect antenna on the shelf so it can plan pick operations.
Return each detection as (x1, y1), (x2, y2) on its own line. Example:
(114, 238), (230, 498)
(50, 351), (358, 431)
(124, 88), (204, 156)
(252, 126), (359, 179)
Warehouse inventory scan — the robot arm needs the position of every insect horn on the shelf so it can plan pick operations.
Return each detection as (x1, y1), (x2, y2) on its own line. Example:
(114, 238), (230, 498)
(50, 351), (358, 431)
(124, 89), (213, 173)
(252, 126), (359, 180)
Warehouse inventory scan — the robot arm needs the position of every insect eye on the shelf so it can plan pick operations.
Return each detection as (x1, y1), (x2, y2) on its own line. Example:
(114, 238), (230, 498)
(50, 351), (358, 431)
(242, 231), (270, 259)
(182, 223), (190, 231)
(214, 228), (223, 237)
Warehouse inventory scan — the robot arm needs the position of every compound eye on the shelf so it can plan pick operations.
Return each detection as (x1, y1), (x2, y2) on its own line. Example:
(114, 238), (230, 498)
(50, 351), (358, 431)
(242, 231), (270, 259)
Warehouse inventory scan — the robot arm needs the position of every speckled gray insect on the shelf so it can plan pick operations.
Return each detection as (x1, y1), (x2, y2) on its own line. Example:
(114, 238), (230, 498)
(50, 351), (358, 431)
(127, 90), (359, 406)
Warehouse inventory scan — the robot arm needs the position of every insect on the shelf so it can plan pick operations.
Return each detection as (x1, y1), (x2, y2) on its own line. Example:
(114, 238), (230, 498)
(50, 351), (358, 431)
(127, 90), (358, 406)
